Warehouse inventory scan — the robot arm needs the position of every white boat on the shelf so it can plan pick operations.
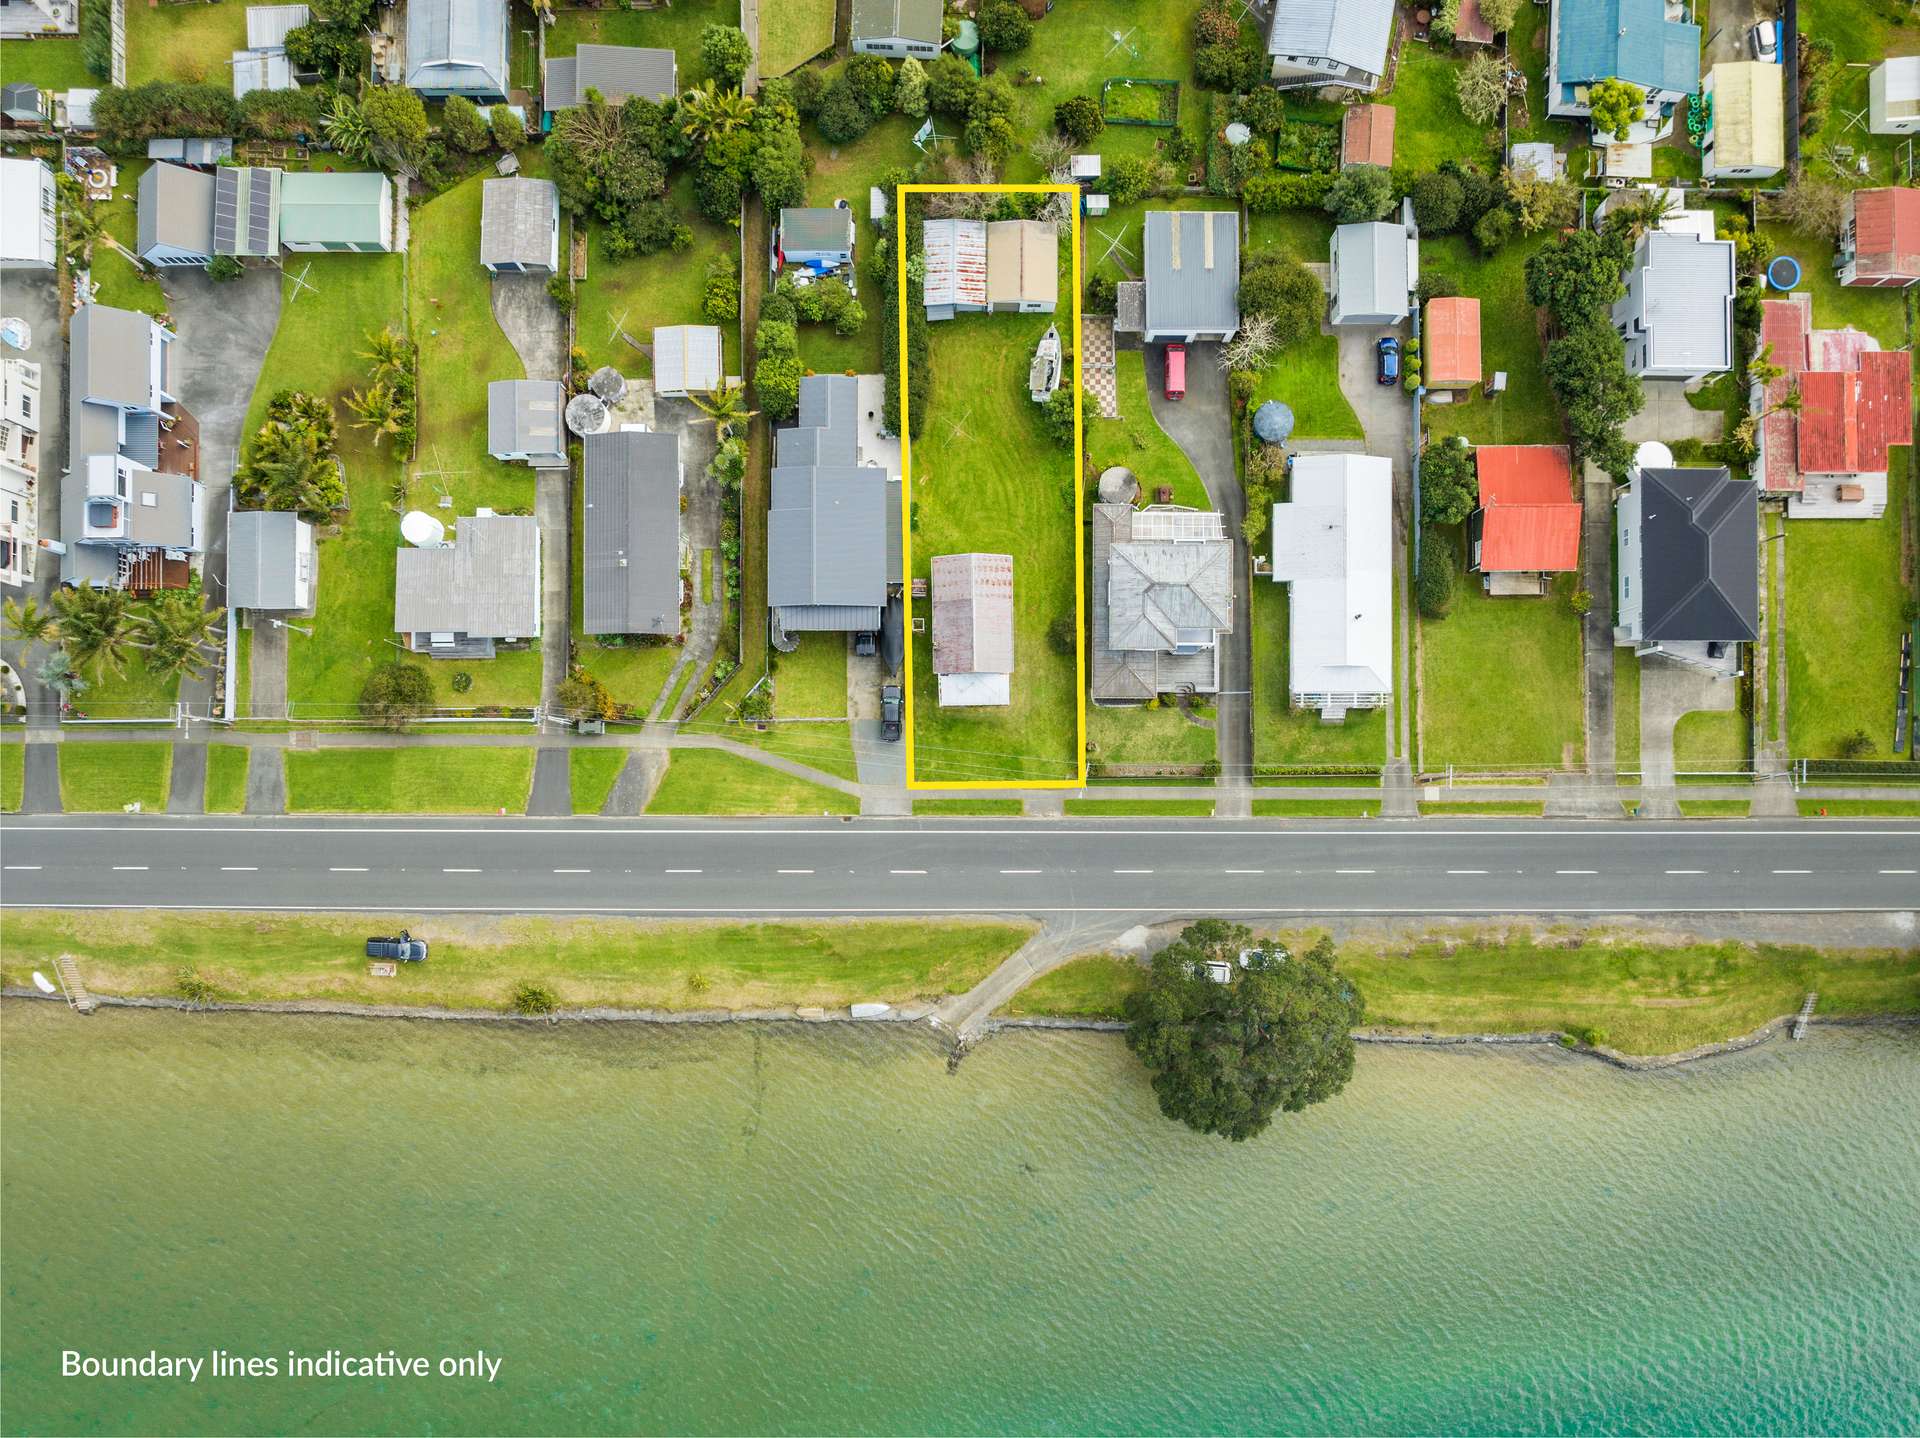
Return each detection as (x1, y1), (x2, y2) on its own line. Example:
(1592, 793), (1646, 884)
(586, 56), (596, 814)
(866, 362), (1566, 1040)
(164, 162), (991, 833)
(1028, 324), (1061, 404)
(849, 1002), (892, 1020)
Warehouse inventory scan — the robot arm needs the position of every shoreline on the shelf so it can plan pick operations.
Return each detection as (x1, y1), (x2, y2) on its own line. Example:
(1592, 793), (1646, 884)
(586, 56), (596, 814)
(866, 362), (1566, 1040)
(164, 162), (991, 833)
(9, 989), (1915, 1070)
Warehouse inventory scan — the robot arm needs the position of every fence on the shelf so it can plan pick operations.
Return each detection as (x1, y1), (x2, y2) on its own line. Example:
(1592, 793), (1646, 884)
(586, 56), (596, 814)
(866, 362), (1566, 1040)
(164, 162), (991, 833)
(108, 0), (125, 86)
(1099, 78), (1178, 129)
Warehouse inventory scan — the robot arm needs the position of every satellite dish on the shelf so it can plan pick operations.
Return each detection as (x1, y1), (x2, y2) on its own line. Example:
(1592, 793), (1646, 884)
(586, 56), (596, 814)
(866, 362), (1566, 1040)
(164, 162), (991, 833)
(565, 392), (610, 436)
(400, 510), (447, 547)
(1252, 400), (1296, 445)
(1223, 122), (1252, 146)
(588, 365), (627, 403)
(0, 317), (29, 350)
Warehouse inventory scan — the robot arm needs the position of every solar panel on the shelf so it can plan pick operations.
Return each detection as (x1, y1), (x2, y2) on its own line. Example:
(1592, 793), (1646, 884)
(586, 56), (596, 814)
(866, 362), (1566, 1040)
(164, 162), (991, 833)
(248, 176), (273, 252)
(213, 168), (240, 253)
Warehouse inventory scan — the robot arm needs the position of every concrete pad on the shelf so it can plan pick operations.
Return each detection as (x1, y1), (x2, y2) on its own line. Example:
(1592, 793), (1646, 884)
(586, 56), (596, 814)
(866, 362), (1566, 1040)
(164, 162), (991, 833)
(245, 746), (286, 814)
(167, 743), (207, 813)
(526, 747), (570, 816)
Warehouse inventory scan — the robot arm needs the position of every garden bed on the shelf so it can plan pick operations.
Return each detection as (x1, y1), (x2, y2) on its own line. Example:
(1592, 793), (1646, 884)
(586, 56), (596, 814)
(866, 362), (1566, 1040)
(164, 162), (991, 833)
(1101, 78), (1179, 128)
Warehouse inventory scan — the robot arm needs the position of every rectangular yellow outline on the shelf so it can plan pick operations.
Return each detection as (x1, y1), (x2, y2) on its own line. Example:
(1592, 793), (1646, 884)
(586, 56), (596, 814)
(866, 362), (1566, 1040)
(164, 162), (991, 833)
(896, 183), (1085, 790)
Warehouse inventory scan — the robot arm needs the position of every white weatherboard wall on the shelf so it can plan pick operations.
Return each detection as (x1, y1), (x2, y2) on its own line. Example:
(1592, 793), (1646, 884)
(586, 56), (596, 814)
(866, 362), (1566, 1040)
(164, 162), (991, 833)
(1614, 483), (1643, 642)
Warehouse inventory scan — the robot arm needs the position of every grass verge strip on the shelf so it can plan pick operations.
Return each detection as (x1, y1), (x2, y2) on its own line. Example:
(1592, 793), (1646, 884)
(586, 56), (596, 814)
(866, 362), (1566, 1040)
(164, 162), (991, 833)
(284, 748), (537, 814)
(58, 742), (172, 812)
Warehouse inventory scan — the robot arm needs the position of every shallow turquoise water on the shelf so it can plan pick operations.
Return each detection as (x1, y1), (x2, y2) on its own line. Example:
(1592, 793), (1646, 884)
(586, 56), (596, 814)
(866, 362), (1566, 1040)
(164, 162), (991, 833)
(3, 1004), (1917, 1435)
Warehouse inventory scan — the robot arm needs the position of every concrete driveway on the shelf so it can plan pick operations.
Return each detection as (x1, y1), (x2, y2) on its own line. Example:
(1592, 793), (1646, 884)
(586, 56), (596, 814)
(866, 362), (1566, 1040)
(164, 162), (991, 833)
(1623, 380), (1727, 447)
(1705, 0), (1768, 65)
(1636, 653), (1738, 817)
(1143, 340), (1251, 791)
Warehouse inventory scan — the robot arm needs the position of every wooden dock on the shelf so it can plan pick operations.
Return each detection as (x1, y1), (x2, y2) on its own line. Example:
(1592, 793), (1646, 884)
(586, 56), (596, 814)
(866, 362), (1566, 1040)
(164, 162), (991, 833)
(54, 954), (97, 1015)
(1790, 992), (1817, 1040)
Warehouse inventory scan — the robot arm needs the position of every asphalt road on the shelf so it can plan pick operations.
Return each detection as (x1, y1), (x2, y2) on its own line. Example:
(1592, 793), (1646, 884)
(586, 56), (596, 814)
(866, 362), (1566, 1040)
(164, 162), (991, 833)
(2, 818), (1917, 916)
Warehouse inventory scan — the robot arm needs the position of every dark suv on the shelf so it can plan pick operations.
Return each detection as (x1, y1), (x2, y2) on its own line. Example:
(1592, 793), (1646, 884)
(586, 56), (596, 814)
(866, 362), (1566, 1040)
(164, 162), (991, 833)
(365, 931), (428, 963)
(880, 684), (903, 742)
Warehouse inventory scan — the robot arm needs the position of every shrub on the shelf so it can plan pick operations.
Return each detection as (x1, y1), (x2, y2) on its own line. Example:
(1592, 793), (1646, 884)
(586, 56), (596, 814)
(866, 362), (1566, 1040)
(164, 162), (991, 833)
(440, 94), (490, 152)
(817, 76), (874, 143)
(360, 662), (435, 730)
(977, 0), (1032, 52)
(1472, 205), (1515, 253)
(545, 272), (575, 314)
(176, 968), (218, 1006)
(700, 24), (754, 88)
(927, 53), (979, 117)
(450, 671), (474, 694)
(81, 0), (111, 77)
(205, 255), (244, 281)
(1048, 613), (1077, 656)
(1417, 540), (1456, 619)
(1837, 729), (1874, 760)
(1244, 170), (1334, 212)
(1410, 170), (1464, 233)
(1194, 41), (1263, 92)
(894, 55), (929, 118)
(510, 982), (559, 1016)
(1105, 155), (1163, 206)
(1054, 94), (1103, 144)
(1084, 272), (1118, 314)
(845, 53), (897, 118)
(702, 253), (740, 323)
(1234, 86), (1287, 136)
(489, 104), (524, 149)
(1323, 164), (1395, 223)
(1193, 0), (1241, 46)
(790, 65), (830, 118)
(1420, 441), (1476, 526)
(1041, 386), (1076, 446)
(1238, 251), (1321, 348)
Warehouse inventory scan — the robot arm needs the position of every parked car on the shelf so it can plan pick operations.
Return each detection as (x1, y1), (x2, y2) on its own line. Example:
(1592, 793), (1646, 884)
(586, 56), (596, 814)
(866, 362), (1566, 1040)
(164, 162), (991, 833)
(880, 684), (903, 742)
(1376, 336), (1400, 385)
(365, 931), (428, 963)
(1748, 20), (1780, 59)
(854, 631), (877, 657)
(1163, 342), (1187, 400)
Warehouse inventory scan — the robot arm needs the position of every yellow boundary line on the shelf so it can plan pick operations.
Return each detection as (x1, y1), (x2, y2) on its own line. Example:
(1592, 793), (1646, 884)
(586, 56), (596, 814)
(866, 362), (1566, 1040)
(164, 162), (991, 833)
(896, 184), (1086, 790)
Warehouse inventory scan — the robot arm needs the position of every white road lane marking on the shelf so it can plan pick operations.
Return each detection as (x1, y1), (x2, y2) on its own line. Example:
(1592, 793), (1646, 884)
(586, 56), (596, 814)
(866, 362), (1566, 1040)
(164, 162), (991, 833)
(1881, 869), (1916, 875)
(890, 869), (927, 875)
(444, 867), (481, 873)
(665, 868), (702, 874)
(1665, 869), (1706, 875)
(1223, 868), (1264, 874)
(1000, 868), (1041, 874)
(1446, 870), (1488, 875)
(329, 867), (368, 872)
(4, 865), (43, 871)
(1773, 869), (1812, 875)
(1556, 869), (1597, 875)
(1336, 868), (1374, 874)
(553, 868), (590, 874)
(1114, 868), (1153, 874)
(220, 866), (258, 872)
(111, 865), (148, 871)
(777, 868), (814, 875)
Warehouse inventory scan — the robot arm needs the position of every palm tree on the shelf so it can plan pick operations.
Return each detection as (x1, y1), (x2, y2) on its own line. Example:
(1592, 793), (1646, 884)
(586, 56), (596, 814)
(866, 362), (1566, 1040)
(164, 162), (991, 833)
(3, 595), (58, 646)
(35, 650), (87, 702)
(324, 95), (375, 163)
(59, 196), (106, 265)
(359, 326), (412, 384)
(252, 435), (341, 522)
(344, 380), (406, 447)
(139, 591), (226, 683)
(1614, 188), (1677, 244)
(52, 585), (142, 677)
(688, 382), (757, 436)
(678, 81), (756, 144)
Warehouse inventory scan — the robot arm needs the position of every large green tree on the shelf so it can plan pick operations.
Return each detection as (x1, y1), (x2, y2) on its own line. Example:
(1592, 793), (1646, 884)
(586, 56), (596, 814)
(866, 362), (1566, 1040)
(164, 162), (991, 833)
(1545, 318), (1643, 479)
(1124, 921), (1363, 1142)
(1523, 228), (1627, 323)
(1586, 77), (1645, 141)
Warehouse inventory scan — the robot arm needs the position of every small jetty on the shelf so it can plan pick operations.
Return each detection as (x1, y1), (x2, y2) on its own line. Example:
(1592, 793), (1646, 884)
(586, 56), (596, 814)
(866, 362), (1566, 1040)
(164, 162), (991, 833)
(54, 954), (98, 1014)
(1790, 992), (1817, 1040)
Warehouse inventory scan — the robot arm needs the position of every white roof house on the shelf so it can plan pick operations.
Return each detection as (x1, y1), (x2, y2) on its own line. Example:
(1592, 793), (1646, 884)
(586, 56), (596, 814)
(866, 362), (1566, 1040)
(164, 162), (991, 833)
(652, 324), (724, 397)
(931, 551), (1014, 707)
(1871, 55), (1920, 135)
(0, 156), (57, 270)
(1612, 229), (1735, 380)
(1329, 215), (1415, 326)
(1268, 453), (1393, 717)
(1265, 0), (1394, 93)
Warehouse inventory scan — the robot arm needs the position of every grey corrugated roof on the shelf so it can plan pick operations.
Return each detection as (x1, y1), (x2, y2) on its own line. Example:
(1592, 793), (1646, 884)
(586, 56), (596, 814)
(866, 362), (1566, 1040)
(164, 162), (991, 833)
(405, 0), (508, 93)
(1634, 231), (1735, 372)
(145, 138), (233, 162)
(393, 513), (541, 638)
(768, 375), (895, 628)
(480, 177), (556, 267)
(486, 379), (566, 457)
(227, 509), (308, 610)
(652, 325), (723, 394)
(71, 304), (160, 410)
(137, 161), (214, 258)
(931, 552), (1014, 676)
(1143, 210), (1239, 335)
(780, 206), (854, 254)
(542, 43), (677, 110)
(851, 0), (942, 42)
(1265, 0), (1394, 72)
(246, 2), (309, 47)
(582, 428), (681, 636)
(1332, 220), (1410, 319)
(1636, 466), (1757, 642)
(231, 47), (295, 97)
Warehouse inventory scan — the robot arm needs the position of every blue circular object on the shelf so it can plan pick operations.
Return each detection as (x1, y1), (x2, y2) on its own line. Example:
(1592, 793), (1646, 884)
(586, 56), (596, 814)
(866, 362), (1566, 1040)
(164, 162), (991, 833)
(1767, 255), (1802, 291)
(1252, 400), (1295, 444)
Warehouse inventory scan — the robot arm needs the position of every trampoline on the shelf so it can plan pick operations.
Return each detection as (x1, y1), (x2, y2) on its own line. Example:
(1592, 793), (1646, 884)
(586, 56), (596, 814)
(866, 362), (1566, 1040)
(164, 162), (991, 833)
(1766, 255), (1802, 290)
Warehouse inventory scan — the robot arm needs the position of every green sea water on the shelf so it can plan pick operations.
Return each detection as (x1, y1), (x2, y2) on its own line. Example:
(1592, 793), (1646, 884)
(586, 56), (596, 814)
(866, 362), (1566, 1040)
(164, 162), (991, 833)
(2, 1003), (1917, 1436)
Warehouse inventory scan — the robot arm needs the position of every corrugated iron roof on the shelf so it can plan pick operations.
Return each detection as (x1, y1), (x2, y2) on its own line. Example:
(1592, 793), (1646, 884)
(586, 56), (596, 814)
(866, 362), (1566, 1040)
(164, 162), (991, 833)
(1340, 104), (1394, 168)
(1423, 296), (1481, 386)
(1849, 187), (1920, 281)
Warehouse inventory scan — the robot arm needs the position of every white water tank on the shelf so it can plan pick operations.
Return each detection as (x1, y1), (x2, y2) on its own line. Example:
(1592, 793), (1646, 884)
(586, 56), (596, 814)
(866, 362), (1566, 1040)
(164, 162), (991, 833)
(566, 392), (610, 436)
(1633, 440), (1675, 476)
(400, 510), (447, 547)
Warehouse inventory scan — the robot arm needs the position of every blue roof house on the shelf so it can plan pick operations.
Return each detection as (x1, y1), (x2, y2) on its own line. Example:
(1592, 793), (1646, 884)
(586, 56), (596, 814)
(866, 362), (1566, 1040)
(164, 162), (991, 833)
(1547, 0), (1700, 139)
(406, 0), (509, 101)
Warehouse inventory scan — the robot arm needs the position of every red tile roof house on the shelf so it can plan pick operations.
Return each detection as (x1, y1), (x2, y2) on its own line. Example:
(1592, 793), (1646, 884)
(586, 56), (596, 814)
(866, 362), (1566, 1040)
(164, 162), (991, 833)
(1423, 296), (1482, 392)
(1453, 0), (1495, 45)
(1754, 293), (1914, 518)
(1340, 104), (1394, 169)
(1467, 445), (1582, 595)
(1837, 186), (1920, 287)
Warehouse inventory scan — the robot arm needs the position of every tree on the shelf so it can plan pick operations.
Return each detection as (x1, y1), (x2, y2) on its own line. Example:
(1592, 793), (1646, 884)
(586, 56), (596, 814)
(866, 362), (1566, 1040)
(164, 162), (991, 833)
(205, 254), (244, 281)
(1030, 131), (1071, 177)
(57, 179), (105, 263)
(1455, 48), (1507, 125)
(1234, 85), (1287, 136)
(1410, 170), (1464, 233)
(360, 662), (435, 730)
(817, 75), (874, 143)
(557, 666), (617, 720)
(926, 53), (980, 117)
(1106, 155), (1166, 207)
(1545, 318), (1643, 478)
(1193, 40), (1262, 92)
(1502, 167), (1579, 233)
(489, 103), (524, 150)
(1478, 0), (1521, 29)
(1430, 0), (1459, 45)
(322, 94), (374, 161)
(1124, 921), (1363, 1142)
(977, 0), (1032, 52)
(1322, 163), (1394, 223)
(1420, 440), (1477, 525)
(894, 55), (929, 119)
(1585, 76), (1644, 141)
(700, 23), (754, 88)
(1523, 227), (1627, 322)
(1054, 93), (1102, 145)
(283, 19), (363, 78)
(1237, 252), (1321, 347)
(1219, 312), (1279, 374)
(687, 381), (757, 436)
(750, 127), (810, 213)
(702, 253), (740, 323)
(361, 86), (430, 174)
(789, 65), (830, 118)
(360, 325), (412, 383)
(1041, 385), (1076, 446)
(1417, 536), (1457, 617)
(36, 650), (87, 702)
(52, 585), (141, 677)
(440, 93), (490, 152)
(344, 380), (408, 448)
(139, 590), (225, 683)
(1769, 174), (1847, 240)
(3, 595), (57, 646)
(679, 80), (756, 144)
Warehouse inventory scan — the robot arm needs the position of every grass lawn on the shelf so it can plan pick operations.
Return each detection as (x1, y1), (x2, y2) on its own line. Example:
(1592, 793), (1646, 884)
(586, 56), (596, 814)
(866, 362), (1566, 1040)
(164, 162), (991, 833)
(646, 748), (856, 814)
(1679, 800), (1751, 817)
(0, 910), (1032, 1014)
(203, 744), (250, 813)
(1672, 708), (1750, 774)
(1799, 799), (1920, 816)
(1085, 349), (1209, 509)
(59, 742), (172, 812)
(71, 651), (180, 720)
(284, 748), (536, 813)
(1251, 576), (1386, 769)
(1419, 232), (1564, 447)
(912, 798), (1024, 815)
(1250, 798), (1381, 815)
(756, 0), (832, 76)
(1761, 225), (1908, 350)
(1002, 954), (1145, 1018)
(685, 633), (857, 779)
(1796, 0), (1910, 184)
(569, 748), (627, 813)
(125, 0), (245, 84)
(1243, 211), (1364, 441)
(1418, 800), (1545, 815)
(1614, 647), (1641, 776)
(908, 307), (1079, 784)
(0, 35), (94, 90)
(1085, 699), (1217, 768)
(1, 738), (23, 812)
(90, 160), (169, 319)
(1385, 41), (1501, 173)
(1786, 454), (1912, 761)
(1061, 798), (1214, 816)
(1420, 546), (1584, 771)
(548, 0), (739, 84)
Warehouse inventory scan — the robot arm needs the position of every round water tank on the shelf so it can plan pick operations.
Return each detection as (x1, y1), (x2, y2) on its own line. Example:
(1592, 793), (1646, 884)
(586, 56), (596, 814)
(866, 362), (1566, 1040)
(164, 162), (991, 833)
(1252, 400), (1295, 445)
(1223, 122), (1252, 146)
(589, 365), (627, 403)
(1633, 440), (1674, 473)
(1097, 466), (1140, 505)
(952, 18), (978, 53)
(565, 392), (610, 436)
(400, 510), (447, 547)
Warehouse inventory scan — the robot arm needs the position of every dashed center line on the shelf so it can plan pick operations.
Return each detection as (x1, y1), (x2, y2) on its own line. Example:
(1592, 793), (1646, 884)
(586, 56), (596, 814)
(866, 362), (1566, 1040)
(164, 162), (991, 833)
(1000, 868), (1041, 875)
(553, 868), (591, 874)
(1114, 868), (1153, 875)
(890, 869), (927, 875)
(1446, 869), (1488, 876)
(5, 865), (43, 871)
(1336, 868), (1374, 875)
(1556, 869), (1597, 875)
(111, 865), (148, 871)
(665, 868), (702, 874)
(1772, 869), (1812, 875)
(1665, 869), (1705, 875)
(777, 868), (814, 875)
(1881, 869), (1916, 875)
(1223, 868), (1265, 875)
(220, 866), (258, 872)
(329, 866), (368, 873)
(444, 868), (481, 874)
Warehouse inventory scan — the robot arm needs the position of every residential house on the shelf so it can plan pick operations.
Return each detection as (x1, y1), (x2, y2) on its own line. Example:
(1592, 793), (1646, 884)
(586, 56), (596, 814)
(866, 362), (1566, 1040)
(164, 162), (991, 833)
(1339, 103), (1394, 169)
(1328, 213), (1415, 326)
(277, 170), (393, 253)
(923, 217), (987, 320)
(582, 428), (683, 637)
(542, 43), (676, 114)
(136, 161), (215, 267)
(1613, 465), (1756, 661)
(1, 0), (76, 35)
(767, 373), (901, 648)
(232, 7), (308, 99)
(1467, 445), (1580, 594)
(1423, 296), (1481, 391)
(851, 0), (943, 58)
(62, 304), (202, 593)
(1, 82), (50, 126)
(1613, 227), (1735, 380)
(985, 219), (1058, 314)
(1546, 0), (1700, 138)
(227, 509), (314, 612)
(652, 325), (724, 398)
(0, 156), (56, 270)
(480, 176), (559, 274)
(0, 357), (40, 586)
(1267, 453), (1392, 718)
(1701, 61), (1783, 180)
(1754, 293), (1914, 519)
(211, 166), (282, 259)
(393, 511), (541, 655)
(1112, 210), (1240, 345)
(932, 551), (1014, 707)
(776, 206), (855, 277)
(1264, 0), (1394, 93)
(1837, 187), (1920, 288)
(486, 379), (568, 468)
(1090, 504), (1233, 703)
(1871, 56), (1920, 135)
(406, 0), (509, 100)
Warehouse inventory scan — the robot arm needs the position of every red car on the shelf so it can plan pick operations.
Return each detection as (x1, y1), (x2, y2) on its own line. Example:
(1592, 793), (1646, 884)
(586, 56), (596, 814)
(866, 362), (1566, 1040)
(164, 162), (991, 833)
(1163, 342), (1187, 400)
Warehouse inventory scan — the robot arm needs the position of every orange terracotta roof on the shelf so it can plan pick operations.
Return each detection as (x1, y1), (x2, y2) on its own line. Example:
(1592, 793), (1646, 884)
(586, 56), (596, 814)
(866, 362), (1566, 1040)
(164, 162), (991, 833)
(1340, 104), (1395, 169)
(1474, 445), (1580, 572)
(1424, 296), (1481, 387)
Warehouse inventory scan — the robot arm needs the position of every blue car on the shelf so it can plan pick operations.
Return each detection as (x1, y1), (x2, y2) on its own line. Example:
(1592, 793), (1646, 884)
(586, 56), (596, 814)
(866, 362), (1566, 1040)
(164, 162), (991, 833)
(1376, 336), (1401, 385)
